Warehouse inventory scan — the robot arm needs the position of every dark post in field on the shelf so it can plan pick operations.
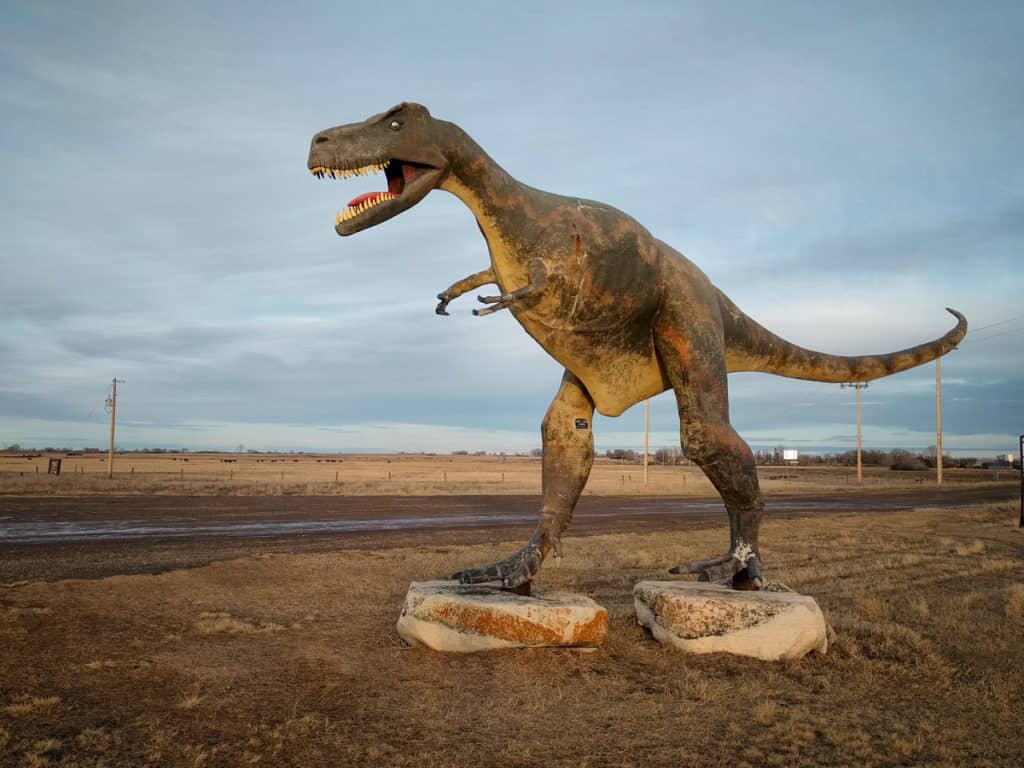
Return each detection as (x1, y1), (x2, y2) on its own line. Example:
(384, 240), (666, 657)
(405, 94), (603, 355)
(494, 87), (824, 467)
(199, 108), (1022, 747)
(105, 378), (124, 479)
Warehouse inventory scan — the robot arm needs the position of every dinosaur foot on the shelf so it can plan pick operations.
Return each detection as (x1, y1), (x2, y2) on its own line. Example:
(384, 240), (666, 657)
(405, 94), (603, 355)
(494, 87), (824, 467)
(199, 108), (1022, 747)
(669, 541), (764, 590)
(451, 542), (542, 589)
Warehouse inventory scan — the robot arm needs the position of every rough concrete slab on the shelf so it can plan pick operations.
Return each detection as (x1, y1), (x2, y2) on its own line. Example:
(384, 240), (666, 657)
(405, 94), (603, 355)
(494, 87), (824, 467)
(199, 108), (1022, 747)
(634, 580), (828, 661)
(397, 580), (607, 652)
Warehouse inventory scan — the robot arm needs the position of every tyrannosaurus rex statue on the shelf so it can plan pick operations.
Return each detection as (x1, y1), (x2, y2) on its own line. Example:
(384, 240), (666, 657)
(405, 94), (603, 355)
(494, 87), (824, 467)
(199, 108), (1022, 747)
(307, 102), (966, 591)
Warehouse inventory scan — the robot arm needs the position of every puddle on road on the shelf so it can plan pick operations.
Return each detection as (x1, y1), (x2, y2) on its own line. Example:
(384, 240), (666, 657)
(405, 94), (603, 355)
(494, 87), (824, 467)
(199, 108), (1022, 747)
(0, 513), (533, 543)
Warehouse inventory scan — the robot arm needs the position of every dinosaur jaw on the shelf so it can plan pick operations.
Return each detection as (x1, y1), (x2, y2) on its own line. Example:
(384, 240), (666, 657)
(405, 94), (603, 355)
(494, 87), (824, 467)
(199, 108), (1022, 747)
(309, 158), (443, 236)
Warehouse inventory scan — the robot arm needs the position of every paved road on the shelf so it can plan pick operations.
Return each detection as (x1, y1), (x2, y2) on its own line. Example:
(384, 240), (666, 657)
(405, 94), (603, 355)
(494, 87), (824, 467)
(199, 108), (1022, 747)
(0, 486), (1013, 582)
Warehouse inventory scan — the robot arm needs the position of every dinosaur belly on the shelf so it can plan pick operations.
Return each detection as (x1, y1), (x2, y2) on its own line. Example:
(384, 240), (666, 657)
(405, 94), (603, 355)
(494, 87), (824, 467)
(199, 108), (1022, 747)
(515, 315), (669, 416)
(506, 250), (670, 416)
(465, 184), (671, 415)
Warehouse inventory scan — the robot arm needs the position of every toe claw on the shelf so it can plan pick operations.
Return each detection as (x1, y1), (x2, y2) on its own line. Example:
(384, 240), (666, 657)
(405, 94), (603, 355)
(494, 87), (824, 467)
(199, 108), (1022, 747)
(670, 548), (765, 590)
(669, 553), (732, 576)
(451, 543), (542, 590)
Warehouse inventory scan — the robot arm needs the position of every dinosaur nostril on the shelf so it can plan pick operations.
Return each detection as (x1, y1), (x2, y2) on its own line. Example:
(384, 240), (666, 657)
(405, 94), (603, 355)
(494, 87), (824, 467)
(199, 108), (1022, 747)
(314, 134), (329, 144)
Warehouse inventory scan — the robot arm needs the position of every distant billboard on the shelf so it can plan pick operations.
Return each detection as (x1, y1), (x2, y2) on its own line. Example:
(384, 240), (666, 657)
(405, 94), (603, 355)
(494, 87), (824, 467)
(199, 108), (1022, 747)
(782, 449), (799, 462)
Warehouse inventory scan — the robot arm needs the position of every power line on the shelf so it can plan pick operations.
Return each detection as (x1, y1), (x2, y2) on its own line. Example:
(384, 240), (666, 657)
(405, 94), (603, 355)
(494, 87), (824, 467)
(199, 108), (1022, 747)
(969, 312), (1024, 334)
(964, 326), (1024, 346)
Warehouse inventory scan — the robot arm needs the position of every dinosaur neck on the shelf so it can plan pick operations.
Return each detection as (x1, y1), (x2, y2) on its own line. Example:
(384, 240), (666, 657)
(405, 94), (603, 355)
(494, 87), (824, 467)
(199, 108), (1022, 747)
(438, 123), (525, 231)
(437, 122), (543, 290)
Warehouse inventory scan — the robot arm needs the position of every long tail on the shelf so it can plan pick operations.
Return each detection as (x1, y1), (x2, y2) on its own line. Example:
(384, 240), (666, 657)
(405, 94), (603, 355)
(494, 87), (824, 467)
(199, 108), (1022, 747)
(718, 291), (967, 383)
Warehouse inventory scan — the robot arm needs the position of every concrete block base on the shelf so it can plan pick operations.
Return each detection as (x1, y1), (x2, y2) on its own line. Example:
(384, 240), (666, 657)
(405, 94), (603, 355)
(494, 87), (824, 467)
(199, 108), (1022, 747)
(397, 580), (608, 652)
(634, 580), (827, 661)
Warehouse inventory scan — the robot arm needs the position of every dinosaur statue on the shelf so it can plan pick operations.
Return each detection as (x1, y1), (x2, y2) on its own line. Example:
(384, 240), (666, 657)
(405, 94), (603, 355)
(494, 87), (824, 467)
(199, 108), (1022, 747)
(307, 102), (967, 591)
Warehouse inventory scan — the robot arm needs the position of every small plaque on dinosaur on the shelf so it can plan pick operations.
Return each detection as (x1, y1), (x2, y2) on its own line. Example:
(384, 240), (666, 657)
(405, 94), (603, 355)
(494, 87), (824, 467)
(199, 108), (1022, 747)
(574, 418), (589, 430)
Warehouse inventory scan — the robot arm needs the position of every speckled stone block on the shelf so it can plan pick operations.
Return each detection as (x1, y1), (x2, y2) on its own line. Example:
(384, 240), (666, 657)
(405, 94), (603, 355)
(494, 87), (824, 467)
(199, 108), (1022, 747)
(397, 580), (607, 652)
(634, 580), (827, 661)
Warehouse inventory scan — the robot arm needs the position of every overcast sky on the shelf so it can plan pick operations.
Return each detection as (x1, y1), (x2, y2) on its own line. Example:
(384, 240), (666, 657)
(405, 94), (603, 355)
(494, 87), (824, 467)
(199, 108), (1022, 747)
(2, 1), (1021, 456)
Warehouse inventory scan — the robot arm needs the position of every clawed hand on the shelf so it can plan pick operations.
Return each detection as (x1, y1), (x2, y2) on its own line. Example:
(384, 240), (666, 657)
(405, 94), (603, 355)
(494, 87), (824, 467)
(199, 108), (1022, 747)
(435, 259), (547, 318)
(436, 289), (512, 316)
(435, 291), (453, 315)
(472, 292), (514, 316)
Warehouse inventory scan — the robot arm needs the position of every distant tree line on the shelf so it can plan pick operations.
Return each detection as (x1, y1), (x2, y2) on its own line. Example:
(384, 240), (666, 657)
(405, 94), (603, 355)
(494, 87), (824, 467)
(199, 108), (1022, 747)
(758, 447), (1013, 470)
(599, 446), (1018, 471)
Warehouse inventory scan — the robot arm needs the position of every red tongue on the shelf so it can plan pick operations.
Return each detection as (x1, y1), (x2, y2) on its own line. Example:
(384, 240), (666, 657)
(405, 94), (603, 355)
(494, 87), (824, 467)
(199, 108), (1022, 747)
(347, 192), (386, 208)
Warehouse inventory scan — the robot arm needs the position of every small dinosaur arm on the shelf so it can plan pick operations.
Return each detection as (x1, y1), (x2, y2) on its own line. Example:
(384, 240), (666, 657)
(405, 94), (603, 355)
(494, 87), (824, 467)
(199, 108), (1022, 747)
(308, 103), (967, 590)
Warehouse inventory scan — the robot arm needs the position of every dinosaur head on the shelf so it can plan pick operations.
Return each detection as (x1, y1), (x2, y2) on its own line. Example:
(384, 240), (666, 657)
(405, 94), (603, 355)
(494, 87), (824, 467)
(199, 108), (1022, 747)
(308, 102), (447, 236)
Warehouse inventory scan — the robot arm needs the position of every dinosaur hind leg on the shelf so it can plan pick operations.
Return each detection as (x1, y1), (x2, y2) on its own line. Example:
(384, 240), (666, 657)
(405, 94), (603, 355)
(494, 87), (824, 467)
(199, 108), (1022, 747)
(654, 326), (765, 590)
(452, 370), (595, 588)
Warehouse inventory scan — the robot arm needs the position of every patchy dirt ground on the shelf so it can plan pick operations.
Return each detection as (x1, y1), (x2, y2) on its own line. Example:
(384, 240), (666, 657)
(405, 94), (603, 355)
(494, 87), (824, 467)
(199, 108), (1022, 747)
(1, 494), (1022, 767)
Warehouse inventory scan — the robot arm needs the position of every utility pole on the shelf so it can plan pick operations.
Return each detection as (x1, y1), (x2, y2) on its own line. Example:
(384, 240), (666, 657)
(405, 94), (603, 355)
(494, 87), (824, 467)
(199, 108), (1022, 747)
(841, 382), (869, 484)
(643, 399), (650, 486)
(936, 358), (943, 485)
(105, 378), (124, 479)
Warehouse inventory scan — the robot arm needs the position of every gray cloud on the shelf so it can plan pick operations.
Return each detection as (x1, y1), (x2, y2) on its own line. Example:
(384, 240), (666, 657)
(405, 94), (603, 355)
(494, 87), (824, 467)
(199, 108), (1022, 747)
(1, 1), (1022, 455)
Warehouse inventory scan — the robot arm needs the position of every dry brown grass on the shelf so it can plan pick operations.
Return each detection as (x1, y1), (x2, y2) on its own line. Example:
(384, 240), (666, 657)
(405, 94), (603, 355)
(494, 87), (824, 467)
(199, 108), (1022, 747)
(177, 693), (203, 711)
(1007, 583), (1024, 623)
(75, 727), (112, 753)
(192, 611), (285, 636)
(22, 738), (62, 768)
(2, 698), (60, 718)
(0, 501), (1022, 766)
(1, 451), (1012, 497)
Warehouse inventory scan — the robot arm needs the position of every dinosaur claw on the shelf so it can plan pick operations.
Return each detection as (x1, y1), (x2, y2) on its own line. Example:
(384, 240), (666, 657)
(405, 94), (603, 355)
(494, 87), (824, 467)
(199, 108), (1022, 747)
(473, 302), (510, 316)
(670, 547), (764, 590)
(451, 543), (543, 589)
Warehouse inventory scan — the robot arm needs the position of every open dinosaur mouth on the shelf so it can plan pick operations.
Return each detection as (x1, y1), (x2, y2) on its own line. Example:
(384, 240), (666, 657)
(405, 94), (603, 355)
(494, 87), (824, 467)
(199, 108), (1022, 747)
(309, 160), (433, 225)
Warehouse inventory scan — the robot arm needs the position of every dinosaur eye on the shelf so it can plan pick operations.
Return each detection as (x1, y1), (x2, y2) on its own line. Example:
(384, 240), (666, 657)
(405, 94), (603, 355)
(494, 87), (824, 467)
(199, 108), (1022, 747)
(390, 120), (402, 130)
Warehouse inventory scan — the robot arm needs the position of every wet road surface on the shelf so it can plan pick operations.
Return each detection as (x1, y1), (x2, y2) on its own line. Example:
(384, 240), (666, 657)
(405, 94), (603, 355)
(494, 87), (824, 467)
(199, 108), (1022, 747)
(0, 487), (1014, 582)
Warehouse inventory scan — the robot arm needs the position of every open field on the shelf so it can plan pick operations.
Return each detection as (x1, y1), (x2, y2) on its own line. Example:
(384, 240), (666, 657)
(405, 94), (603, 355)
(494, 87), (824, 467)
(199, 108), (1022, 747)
(1, 451), (1016, 496)
(2, 498), (1023, 766)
